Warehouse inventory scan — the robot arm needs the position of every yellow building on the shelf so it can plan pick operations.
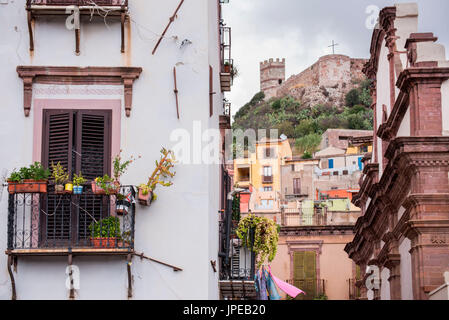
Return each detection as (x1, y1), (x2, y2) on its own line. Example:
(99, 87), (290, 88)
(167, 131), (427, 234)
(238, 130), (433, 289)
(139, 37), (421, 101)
(345, 136), (373, 155)
(234, 138), (292, 193)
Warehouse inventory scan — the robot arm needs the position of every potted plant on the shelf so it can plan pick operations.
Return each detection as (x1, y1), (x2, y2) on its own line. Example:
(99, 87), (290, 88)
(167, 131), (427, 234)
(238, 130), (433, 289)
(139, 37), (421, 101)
(73, 173), (86, 195)
(138, 148), (176, 206)
(236, 213), (279, 269)
(51, 162), (69, 194)
(92, 175), (119, 195)
(8, 162), (50, 194)
(65, 181), (73, 193)
(93, 151), (137, 195)
(137, 184), (153, 206)
(223, 61), (232, 73)
(89, 217), (121, 248)
(116, 193), (129, 215)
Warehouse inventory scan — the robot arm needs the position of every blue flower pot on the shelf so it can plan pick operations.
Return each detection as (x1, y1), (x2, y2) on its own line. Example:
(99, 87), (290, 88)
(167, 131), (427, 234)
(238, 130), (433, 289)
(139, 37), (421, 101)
(73, 186), (83, 195)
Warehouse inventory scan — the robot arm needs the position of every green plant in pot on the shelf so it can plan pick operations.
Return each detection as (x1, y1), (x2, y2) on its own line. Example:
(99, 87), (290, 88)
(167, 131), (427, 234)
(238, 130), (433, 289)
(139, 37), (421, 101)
(51, 162), (69, 194)
(93, 174), (119, 195)
(73, 173), (86, 195)
(93, 151), (137, 195)
(138, 148), (176, 206)
(89, 217), (121, 248)
(236, 213), (279, 270)
(8, 162), (50, 194)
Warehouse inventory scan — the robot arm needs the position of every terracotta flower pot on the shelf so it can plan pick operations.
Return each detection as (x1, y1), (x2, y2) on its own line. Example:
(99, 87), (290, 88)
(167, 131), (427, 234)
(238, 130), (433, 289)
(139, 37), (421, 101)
(91, 181), (119, 195)
(55, 184), (65, 194)
(8, 180), (48, 194)
(223, 64), (231, 73)
(90, 237), (118, 248)
(138, 188), (153, 206)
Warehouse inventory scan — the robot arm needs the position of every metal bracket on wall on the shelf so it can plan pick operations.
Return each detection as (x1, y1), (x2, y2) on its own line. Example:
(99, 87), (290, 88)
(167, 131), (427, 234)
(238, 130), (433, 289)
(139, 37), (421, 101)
(127, 254), (133, 299)
(7, 255), (17, 300)
(68, 253), (75, 300)
(25, 3), (128, 54)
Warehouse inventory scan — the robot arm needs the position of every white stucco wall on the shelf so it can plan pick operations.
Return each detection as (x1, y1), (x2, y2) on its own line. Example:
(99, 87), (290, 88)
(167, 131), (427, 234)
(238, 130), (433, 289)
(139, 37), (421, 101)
(442, 79), (449, 136)
(400, 238), (414, 300)
(376, 41), (390, 176)
(380, 267), (391, 300)
(397, 107), (411, 137)
(0, 0), (224, 300)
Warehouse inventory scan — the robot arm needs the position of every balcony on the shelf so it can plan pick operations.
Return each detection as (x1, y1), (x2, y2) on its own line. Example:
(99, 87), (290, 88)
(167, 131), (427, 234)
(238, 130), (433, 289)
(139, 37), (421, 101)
(219, 220), (257, 300)
(282, 207), (327, 227)
(287, 279), (326, 300)
(281, 206), (360, 227)
(27, 0), (127, 5)
(6, 183), (135, 256)
(26, 0), (129, 53)
(220, 26), (233, 92)
(262, 175), (273, 184)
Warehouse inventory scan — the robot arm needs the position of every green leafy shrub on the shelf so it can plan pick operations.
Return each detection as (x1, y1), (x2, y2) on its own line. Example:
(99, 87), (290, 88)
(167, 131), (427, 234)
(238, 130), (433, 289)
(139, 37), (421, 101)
(295, 133), (322, 154)
(236, 214), (279, 269)
(51, 162), (69, 185)
(73, 173), (86, 187)
(89, 217), (121, 238)
(9, 162), (50, 182)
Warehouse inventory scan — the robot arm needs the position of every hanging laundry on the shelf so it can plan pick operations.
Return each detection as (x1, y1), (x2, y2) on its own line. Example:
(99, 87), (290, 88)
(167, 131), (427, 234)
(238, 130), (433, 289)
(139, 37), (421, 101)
(268, 266), (305, 299)
(263, 267), (281, 300)
(259, 269), (268, 300)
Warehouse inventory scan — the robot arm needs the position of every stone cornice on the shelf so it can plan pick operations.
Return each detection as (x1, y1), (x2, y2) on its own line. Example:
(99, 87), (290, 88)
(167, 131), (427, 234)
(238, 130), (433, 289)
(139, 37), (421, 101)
(385, 137), (449, 162)
(17, 66), (143, 117)
(352, 163), (379, 207)
(280, 225), (355, 236)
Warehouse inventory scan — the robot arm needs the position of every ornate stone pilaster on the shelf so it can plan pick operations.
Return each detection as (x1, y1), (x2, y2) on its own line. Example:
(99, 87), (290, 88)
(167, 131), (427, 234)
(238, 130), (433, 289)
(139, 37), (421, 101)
(403, 194), (449, 300)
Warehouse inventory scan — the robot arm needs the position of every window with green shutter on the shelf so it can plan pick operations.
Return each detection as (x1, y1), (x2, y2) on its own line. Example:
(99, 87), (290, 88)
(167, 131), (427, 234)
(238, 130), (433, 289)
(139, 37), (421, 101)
(293, 251), (317, 300)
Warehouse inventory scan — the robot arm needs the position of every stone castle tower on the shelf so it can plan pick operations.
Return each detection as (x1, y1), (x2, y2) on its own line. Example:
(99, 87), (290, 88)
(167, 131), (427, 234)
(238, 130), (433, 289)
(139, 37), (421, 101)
(260, 58), (286, 100)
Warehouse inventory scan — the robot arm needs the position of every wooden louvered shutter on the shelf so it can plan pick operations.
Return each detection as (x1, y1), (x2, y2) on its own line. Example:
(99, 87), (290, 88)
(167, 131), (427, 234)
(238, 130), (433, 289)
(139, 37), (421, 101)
(293, 178), (301, 195)
(76, 110), (112, 180)
(42, 110), (74, 244)
(76, 110), (112, 241)
(42, 110), (73, 173)
(41, 109), (112, 246)
(293, 251), (317, 300)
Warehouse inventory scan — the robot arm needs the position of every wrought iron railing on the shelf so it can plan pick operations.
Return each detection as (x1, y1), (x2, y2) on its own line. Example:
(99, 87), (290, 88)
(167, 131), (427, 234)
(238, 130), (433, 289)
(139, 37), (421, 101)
(220, 26), (232, 73)
(348, 278), (361, 300)
(262, 175), (273, 184)
(219, 221), (256, 282)
(282, 207), (327, 227)
(287, 279), (326, 300)
(224, 101), (231, 117)
(7, 183), (135, 251)
(27, 0), (128, 6)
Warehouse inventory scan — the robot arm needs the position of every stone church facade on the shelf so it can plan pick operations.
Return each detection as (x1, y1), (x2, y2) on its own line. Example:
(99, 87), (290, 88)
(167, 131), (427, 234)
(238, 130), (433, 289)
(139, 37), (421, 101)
(345, 3), (449, 300)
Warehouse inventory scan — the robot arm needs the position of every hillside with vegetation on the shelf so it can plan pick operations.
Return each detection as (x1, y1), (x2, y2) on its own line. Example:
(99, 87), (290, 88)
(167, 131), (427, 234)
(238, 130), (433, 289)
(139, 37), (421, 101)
(232, 79), (373, 157)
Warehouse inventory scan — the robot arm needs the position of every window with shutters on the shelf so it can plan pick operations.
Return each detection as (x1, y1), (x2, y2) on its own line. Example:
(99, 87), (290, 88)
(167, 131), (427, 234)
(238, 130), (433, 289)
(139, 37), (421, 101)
(40, 109), (112, 246)
(293, 178), (301, 195)
(292, 251), (317, 300)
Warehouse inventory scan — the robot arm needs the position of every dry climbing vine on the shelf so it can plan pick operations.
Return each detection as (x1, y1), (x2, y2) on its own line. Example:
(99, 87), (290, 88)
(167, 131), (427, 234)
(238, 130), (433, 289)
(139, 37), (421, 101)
(236, 213), (279, 269)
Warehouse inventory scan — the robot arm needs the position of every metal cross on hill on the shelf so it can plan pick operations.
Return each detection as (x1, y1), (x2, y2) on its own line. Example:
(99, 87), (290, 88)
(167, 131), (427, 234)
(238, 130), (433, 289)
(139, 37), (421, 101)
(328, 40), (339, 54)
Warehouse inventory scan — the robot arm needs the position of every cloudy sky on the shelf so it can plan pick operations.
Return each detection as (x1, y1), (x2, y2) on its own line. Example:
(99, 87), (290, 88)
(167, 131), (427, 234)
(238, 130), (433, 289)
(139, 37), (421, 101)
(222, 0), (449, 118)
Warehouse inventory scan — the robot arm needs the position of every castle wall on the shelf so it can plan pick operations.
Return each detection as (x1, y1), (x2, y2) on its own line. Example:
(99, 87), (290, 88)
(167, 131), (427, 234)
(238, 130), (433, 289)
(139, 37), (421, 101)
(264, 55), (368, 108)
(260, 58), (286, 100)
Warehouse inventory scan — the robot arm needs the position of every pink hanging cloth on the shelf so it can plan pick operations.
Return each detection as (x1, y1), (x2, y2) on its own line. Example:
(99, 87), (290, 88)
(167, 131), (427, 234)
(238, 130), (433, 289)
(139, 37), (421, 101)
(268, 266), (305, 299)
